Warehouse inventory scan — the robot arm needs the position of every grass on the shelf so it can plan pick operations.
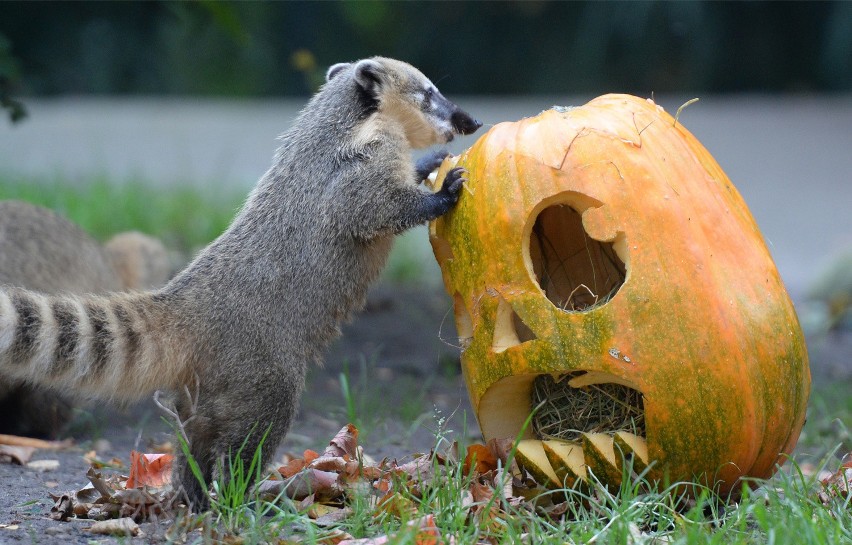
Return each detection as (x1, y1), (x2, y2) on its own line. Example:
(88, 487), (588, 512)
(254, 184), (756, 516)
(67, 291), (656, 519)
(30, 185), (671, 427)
(0, 172), (245, 255)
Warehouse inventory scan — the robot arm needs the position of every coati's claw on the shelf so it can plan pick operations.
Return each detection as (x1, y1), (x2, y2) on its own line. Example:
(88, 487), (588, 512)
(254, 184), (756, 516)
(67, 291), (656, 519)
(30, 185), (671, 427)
(415, 149), (451, 182)
(441, 167), (467, 203)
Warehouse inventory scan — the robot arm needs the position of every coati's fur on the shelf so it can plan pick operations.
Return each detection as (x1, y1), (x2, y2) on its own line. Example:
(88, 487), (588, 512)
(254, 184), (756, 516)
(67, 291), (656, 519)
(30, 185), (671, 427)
(0, 200), (172, 436)
(0, 57), (480, 508)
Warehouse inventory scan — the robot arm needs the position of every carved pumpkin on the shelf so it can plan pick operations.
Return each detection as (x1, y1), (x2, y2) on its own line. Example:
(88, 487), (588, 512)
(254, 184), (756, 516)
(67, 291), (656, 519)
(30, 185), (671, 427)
(429, 94), (810, 493)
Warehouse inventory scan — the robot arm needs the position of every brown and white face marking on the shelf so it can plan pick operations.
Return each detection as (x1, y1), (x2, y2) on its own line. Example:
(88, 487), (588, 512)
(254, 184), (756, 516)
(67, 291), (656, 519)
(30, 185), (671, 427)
(329, 57), (481, 149)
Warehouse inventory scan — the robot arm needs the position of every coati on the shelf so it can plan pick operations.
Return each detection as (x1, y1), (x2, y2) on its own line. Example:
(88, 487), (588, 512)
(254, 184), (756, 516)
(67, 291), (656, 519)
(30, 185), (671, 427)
(0, 57), (481, 509)
(0, 200), (172, 436)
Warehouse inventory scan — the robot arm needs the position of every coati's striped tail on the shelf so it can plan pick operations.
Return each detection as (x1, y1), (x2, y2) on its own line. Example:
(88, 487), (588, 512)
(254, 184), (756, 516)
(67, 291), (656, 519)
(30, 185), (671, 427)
(0, 287), (179, 401)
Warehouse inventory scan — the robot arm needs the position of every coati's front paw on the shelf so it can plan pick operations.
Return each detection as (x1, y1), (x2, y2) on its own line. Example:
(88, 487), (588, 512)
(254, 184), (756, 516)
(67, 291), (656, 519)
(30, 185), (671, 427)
(439, 167), (467, 205)
(415, 149), (451, 182)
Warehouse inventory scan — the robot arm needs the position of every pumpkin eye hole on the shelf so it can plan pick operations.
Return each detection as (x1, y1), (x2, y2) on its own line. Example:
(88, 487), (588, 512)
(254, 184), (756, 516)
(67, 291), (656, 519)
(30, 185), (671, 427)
(528, 204), (626, 312)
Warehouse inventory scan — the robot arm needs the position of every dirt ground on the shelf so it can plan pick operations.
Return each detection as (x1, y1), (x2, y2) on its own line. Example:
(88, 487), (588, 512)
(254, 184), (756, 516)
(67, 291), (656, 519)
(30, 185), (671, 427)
(0, 283), (848, 544)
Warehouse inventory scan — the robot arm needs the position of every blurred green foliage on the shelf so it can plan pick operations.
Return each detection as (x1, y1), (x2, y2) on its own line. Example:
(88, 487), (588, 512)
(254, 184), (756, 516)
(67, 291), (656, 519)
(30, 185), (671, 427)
(0, 174), (243, 254)
(0, 1), (849, 98)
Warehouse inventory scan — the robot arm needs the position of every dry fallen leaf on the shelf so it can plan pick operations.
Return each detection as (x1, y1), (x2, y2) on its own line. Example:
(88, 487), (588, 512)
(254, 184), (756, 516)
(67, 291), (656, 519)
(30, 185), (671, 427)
(49, 493), (73, 521)
(279, 457), (309, 479)
(27, 459), (60, 472)
(88, 517), (141, 537)
(486, 438), (515, 466)
(126, 451), (174, 488)
(393, 455), (435, 481)
(463, 444), (498, 476)
(818, 452), (852, 505)
(0, 445), (36, 465)
(262, 468), (344, 502)
(324, 424), (359, 458)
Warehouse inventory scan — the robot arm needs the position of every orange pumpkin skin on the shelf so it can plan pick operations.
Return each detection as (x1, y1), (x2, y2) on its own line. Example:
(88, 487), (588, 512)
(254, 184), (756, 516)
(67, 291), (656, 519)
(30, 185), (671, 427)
(429, 94), (810, 492)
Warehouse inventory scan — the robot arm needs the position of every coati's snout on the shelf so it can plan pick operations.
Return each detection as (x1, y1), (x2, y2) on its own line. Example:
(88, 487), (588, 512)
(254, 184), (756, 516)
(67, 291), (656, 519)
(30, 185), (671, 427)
(451, 110), (482, 136)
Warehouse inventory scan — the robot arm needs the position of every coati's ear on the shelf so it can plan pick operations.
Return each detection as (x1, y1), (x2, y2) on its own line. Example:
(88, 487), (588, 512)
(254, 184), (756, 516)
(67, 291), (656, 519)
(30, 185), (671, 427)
(326, 63), (350, 82)
(353, 59), (385, 96)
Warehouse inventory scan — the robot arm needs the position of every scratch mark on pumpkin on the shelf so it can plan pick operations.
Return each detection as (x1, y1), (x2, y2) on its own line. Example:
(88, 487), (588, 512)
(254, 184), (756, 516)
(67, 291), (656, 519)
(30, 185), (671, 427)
(559, 128), (588, 171)
(632, 113), (655, 148)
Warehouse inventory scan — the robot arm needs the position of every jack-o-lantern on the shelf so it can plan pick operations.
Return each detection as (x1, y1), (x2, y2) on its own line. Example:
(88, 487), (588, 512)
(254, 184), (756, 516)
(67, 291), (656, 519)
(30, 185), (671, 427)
(429, 95), (810, 493)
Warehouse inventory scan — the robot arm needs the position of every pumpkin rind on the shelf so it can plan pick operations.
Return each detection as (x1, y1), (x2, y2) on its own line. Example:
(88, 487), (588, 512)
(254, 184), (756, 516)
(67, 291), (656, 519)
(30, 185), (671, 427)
(429, 94), (810, 493)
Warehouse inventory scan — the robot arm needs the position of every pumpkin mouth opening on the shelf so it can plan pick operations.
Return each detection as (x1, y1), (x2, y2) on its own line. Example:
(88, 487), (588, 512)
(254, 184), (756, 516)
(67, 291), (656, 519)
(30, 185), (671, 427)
(479, 372), (649, 489)
(531, 372), (645, 441)
(529, 203), (626, 312)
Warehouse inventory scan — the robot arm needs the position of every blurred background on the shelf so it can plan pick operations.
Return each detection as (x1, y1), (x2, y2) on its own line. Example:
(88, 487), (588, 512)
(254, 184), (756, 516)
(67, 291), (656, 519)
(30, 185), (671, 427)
(0, 1), (850, 443)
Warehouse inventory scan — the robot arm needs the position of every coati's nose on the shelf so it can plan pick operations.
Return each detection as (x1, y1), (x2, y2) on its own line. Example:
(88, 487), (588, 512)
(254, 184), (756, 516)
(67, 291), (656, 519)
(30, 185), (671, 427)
(451, 110), (483, 135)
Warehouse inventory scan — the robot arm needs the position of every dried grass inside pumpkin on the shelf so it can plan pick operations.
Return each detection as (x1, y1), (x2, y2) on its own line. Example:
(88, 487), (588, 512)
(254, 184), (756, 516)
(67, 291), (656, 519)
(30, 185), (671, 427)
(531, 372), (646, 442)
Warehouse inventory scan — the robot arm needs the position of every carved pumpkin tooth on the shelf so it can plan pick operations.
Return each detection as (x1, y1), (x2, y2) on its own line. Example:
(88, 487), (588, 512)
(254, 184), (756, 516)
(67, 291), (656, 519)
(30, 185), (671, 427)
(514, 439), (560, 489)
(614, 432), (649, 473)
(581, 433), (623, 488)
(542, 440), (587, 487)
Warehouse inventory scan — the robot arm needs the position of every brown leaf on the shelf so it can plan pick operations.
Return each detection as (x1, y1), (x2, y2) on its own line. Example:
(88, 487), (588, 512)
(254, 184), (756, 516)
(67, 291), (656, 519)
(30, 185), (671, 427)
(308, 503), (346, 521)
(88, 517), (141, 537)
(486, 438), (515, 466)
(470, 481), (494, 504)
(0, 445), (36, 465)
(819, 452), (852, 505)
(74, 485), (103, 504)
(304, 449), (320, 464)
(374, 477), (392, 493)
(49, 493), (73, 521)
(263, 468), (344, 502)
(279, 458), (308, 479)
(314, 506), (353, 528)
(323, 424), (359, 458)
(315, 528), (356, 544)
(125, 451), (174, 488)
(376, 491), (416, 518)
(86, 467), (118, 499)
(541, 501), (570, 521)
(394, 455), (434, 481)
(311, 456), (348, 473)
(464, 444), (498, 476)
(296, 492), (316, 513)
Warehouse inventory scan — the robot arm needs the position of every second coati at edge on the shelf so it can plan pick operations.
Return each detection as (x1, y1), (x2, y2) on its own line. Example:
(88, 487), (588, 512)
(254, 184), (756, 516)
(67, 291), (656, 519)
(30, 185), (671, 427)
(0, 201), (172, 437)
(0, 57), (481, 508)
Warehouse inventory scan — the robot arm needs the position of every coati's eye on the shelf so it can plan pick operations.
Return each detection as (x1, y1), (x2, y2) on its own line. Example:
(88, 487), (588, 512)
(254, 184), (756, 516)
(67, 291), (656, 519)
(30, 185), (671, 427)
(423, 88), (435, 106)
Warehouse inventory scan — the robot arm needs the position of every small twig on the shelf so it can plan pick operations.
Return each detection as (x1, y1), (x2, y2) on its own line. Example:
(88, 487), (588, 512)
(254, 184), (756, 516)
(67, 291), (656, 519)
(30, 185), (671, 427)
(153, 374), (201, 448)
